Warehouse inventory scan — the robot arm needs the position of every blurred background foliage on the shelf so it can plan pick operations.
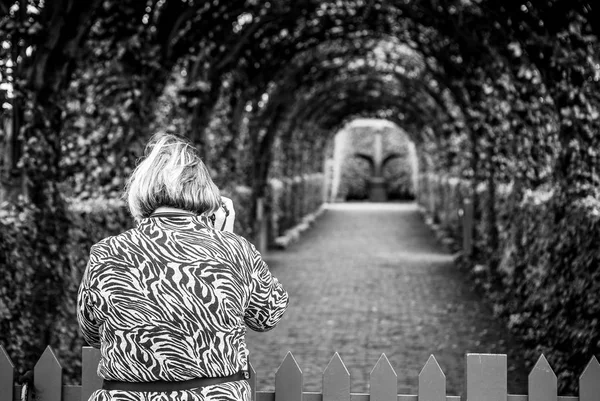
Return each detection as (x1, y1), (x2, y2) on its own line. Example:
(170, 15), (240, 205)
(0, 0), (598, 392)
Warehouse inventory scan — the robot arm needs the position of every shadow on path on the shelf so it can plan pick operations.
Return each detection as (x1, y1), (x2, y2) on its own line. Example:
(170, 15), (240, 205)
(246, 202), (529, 395)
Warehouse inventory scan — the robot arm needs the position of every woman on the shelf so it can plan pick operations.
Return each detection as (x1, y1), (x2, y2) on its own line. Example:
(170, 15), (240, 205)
(77, 133), (289, 401)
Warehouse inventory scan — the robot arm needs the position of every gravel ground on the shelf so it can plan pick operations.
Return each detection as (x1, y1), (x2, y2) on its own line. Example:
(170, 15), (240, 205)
(245, 202), (530, 396)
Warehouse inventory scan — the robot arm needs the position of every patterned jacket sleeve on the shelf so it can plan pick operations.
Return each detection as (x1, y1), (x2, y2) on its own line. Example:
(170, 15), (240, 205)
(77, 244), (103, 348)
(244, 244), (289, 332)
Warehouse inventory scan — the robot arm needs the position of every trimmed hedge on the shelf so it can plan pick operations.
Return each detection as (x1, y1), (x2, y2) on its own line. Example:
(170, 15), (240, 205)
(500, 193), (600, 389)
(268, 173), (324, 243)
(418, 173), (600, 393)
(0, 198), (133, 383)
(0, 177), (322, 383)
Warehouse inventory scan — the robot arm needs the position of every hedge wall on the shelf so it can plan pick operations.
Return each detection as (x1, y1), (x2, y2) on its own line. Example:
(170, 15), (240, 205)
(500, 193), (600, 388)
(0, 198), (133, 384)
(268, 173), (324, 243)
(0, 178), (322, 383)
(418, 173), (600, 393)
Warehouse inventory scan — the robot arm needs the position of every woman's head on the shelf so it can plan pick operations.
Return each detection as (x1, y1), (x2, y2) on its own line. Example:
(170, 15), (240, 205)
(124, 133), (221, 222)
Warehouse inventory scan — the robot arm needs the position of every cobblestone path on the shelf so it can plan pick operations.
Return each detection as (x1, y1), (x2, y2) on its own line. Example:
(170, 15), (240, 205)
(245, 203), (529, 395)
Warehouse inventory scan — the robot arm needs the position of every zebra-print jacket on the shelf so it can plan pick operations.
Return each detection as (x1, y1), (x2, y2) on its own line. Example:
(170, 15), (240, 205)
(77, 214), (289, 401)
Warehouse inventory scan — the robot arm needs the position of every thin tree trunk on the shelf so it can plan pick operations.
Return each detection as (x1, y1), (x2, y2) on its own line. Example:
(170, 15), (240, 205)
(188, 75), (223, 163)
(486, 136), (499, 269)
(220, 85), (246, 178)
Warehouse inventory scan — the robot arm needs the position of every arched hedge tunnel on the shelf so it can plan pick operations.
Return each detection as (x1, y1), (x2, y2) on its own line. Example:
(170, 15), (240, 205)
(1, 0), (599, 392)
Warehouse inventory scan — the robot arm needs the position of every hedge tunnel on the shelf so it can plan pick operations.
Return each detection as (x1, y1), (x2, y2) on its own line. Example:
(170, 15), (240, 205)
(1, 0), (599, 393)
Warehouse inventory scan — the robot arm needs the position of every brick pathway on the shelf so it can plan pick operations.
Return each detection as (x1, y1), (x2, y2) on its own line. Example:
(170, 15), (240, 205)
(245, 203), (529, 395)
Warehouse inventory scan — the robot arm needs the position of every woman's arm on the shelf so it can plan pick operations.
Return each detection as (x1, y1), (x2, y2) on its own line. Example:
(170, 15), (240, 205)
(77, 246), (103, 348)
(244, 244), (289, 332)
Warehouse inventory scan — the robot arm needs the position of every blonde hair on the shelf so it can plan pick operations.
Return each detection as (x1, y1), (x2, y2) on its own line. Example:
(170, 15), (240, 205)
(124, 133), (221, 222)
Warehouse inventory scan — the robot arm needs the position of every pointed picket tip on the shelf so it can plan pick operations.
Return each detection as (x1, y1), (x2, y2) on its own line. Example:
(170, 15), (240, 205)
(419, 355), (446, 379)
(35, 346), (62, 371)
(34, 346), (62, 401)
(323, 353), (350, 401)
(324, 353), (350, 376)
(276, 351), (303, 376)
(579, 356), (600, 401)
(419, 355), (446, 401)
(370, 353), (397, 377)
(529, 354), (556, 380)
(528, 354), (556, 401)
(0, 346), (14, 368)
(0, 346), (14, 401)
(275, 352), (303, 401)
(370, 354), (397, 401)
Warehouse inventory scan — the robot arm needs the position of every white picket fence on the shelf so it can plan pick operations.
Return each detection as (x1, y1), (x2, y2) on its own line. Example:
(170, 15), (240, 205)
(1, 346), (599, 401)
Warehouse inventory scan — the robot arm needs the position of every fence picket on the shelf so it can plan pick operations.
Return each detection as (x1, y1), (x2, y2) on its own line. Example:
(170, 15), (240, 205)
(528, 355), (556, 401)
(323, 353), (350, 401)
(418, 355), (445, 401)
(370, 354), (397, 401)
(33, 347), (62, 401)
(81, 347), (101, 401)
(465, 354), (507, 401)
(0, 346), (14, 401)
(4, 349), (599, 401)
(579, 356), (600, 401)
(275, 352), (302, 401)
(249, 360), (257, 401)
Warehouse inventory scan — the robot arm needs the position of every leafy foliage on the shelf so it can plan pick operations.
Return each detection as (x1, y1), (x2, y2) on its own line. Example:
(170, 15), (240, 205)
(0, 190), (263, 382)
(0, 0), (599, 393)
(0, 199), (131, 382)
(423, 175), (600, 393)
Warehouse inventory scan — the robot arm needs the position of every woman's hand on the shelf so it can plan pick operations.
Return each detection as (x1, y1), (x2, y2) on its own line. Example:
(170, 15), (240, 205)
(213, 196), (235, 232)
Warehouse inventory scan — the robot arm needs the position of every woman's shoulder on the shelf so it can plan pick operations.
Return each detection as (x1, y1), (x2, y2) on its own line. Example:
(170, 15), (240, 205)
(217, 229), (251, 246)
(216, 230), (259, 256)
(86, 228), (142, 274)
(89, 227), (139, 253)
